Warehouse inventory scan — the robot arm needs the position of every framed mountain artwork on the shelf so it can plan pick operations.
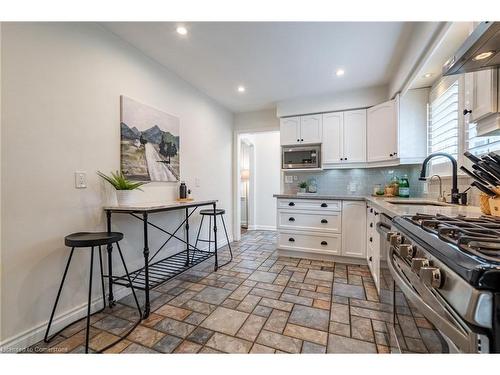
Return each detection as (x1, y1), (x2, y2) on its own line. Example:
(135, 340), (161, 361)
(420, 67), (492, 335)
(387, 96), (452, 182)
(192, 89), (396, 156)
(120, 96), (180, 182)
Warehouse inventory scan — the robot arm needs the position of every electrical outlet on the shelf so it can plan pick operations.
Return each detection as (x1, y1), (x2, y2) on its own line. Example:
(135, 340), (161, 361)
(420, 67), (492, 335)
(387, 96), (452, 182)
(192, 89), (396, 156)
(293, 175), (298, 181)
(75, 171), (87, 189)
(285, 175), (293, 184)
(423, 181), (429, 194)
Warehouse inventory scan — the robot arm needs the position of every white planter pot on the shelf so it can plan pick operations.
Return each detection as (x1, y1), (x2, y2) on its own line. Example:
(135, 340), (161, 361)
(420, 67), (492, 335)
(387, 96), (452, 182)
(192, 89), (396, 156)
(299, 188), (306, 193)
(116, 190), (135, 206)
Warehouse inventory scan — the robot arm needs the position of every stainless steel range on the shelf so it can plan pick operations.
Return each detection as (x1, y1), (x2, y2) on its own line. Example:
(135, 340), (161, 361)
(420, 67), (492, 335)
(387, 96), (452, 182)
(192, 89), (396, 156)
(380, 213), (500, 353)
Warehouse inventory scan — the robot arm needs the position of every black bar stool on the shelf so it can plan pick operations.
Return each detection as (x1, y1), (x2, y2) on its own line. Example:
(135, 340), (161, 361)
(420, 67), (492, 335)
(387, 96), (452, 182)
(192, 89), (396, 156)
(44, 232), (142, 353)
(193, 209), (233, 266)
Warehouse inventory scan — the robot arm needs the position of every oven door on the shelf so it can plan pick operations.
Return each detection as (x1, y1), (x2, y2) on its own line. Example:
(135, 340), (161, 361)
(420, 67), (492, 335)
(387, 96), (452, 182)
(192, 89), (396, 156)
(386, 244), (482, 353)
(282, 145), (320, 169)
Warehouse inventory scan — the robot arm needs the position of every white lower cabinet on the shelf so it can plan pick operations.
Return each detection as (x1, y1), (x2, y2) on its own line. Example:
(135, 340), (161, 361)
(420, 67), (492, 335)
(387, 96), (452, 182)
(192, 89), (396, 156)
(279, 231), (341, 255)
(366, 204), (381, 292)
(341, 201), (366, 258)
(277, 198), (367, 260)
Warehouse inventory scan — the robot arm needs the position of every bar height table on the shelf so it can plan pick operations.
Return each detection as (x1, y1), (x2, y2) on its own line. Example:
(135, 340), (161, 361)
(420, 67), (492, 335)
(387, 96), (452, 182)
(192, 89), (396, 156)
(103, 199), (219, 318)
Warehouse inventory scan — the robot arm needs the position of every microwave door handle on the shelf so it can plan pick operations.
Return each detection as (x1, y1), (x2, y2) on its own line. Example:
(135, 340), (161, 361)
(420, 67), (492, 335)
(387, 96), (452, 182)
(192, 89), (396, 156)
(387, 247), (471, 352)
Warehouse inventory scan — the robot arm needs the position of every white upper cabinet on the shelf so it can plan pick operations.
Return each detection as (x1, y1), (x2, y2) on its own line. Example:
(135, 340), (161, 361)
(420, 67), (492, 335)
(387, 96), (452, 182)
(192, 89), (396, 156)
(467, 69), (498, 123)
(300, 114), (323, 144)
(322, 112), (343, 164)
(367, 99), (398, 162)
(322, 109), (366, 166)
(280, 117), (300, 145)
(280, 115), (322, 145)
(343, 109), (367, 163)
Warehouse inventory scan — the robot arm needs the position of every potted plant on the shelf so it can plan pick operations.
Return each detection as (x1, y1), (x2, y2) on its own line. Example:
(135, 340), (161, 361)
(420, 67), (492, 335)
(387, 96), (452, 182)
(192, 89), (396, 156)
(97, 171), (147, 206)
(298, 181), (308, 193)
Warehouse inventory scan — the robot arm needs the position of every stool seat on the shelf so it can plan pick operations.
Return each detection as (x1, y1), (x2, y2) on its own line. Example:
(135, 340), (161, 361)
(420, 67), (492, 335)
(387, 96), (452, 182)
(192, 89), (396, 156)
(199, 209), (226, 216)
(65, 232), (124, 247)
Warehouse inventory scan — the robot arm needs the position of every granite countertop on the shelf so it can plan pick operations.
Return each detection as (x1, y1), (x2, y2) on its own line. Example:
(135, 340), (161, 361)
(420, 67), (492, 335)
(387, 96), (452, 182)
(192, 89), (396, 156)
(273, 194), (483, 218)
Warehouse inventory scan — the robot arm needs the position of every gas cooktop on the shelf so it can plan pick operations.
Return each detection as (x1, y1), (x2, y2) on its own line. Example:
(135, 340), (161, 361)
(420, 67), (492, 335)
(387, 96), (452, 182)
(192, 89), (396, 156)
(392, 214), (500, 290)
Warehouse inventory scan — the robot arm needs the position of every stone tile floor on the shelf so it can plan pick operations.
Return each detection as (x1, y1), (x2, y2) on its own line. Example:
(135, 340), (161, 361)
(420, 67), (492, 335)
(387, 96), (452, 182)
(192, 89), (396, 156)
(30, 230), (393, 354)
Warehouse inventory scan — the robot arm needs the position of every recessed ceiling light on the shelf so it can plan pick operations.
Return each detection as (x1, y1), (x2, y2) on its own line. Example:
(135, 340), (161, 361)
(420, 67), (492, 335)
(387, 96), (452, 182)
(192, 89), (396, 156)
(473, 51), (495, 61)
(176, 26), (188, 36)
(237, 85), (246, 93)
(423, 73), (433, 78)
(336, 69), (345, 77)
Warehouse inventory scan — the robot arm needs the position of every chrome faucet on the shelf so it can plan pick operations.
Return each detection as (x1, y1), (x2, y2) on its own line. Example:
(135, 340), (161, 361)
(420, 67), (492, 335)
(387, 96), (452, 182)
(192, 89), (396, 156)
(429, 175), (446, 202)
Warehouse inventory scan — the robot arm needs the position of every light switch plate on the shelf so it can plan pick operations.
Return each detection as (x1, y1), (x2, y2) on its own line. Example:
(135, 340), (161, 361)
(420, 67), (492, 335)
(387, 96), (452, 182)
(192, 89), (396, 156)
(285, 175), (293, 184)
(75, 171), (87, 189)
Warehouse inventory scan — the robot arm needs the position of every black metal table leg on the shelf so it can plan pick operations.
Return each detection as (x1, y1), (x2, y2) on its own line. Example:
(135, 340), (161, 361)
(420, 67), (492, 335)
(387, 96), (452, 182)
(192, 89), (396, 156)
(185, 207), (190, 266)
(106, 210), (115, 307)
(213, 202), (218, 271)
(143, 212), (150, 318)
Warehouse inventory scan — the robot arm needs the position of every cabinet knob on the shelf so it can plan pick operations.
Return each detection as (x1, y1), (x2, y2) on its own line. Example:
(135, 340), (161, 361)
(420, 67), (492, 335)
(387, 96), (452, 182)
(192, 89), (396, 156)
(393, 152), (397, 156)
(301, 139), (304, 142)
(463, 109), (472, 115)
(370, 223), (373, 228)
(321, 219), (328, 224)
(389, 153), (393, 157)
(288, 238), (295, 242)
(321, 203), (328, 208)
(370, 208), (373, 213)
(297, 139), (300, 142)
(345, 157), (348, 161)
(369, 237), (373, 242)
(369, 256), (373, 262)
(289, 202), (295, 206)
(289, 217), (295, 222)
(321, 241), (328, 246)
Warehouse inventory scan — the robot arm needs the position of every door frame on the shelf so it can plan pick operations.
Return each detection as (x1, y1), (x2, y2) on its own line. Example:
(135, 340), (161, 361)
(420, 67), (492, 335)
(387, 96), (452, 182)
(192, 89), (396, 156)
(232, 127), (279, 242)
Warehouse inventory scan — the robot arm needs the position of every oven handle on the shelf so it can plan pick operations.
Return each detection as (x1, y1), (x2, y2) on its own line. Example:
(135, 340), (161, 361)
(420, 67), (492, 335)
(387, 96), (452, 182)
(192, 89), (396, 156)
(387, 246), (472, 352)
(376, 221), (394, 239)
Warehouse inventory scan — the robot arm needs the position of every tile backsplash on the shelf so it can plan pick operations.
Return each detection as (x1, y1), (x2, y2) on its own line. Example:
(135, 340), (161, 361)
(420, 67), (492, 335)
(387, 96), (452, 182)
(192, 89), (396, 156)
(283, 165), (479, 205)
(283, 165), (424, 196)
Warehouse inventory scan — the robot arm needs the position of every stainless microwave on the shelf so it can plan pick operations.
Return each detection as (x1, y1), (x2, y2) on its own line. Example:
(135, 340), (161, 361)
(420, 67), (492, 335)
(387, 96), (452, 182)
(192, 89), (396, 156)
(282, 144), (321, 169)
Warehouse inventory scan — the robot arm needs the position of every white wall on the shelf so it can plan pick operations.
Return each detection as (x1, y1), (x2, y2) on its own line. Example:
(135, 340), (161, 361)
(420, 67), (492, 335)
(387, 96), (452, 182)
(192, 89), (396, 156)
(388, 22), (448, 98)
(251, 132), (280, 230)
(0, 23), (234, 348)
(276, 85), (388, 117)
(234, 108), (280, 132)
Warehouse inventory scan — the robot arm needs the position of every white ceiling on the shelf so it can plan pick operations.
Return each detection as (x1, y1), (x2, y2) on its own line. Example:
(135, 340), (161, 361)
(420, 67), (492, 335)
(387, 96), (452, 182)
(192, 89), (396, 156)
(103, 22), (414, 113)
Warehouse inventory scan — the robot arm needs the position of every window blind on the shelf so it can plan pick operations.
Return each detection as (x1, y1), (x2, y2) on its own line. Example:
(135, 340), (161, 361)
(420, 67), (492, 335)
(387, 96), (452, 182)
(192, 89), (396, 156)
(467, 122), (500, 157)
(428, 80), (459, 166)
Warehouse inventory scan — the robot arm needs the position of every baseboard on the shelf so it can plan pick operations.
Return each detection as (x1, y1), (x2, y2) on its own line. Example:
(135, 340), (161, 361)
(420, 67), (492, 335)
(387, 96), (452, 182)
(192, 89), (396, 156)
(0, 285), (132, 353)
(0, 238), (231, 353)
(247, 225), (276, 231)
(277, 249), (367, 265)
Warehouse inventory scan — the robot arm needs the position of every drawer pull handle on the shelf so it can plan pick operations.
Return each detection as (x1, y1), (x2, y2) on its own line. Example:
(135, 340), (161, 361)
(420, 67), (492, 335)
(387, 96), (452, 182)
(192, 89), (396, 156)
(370, 223), (373, 228)
(321, 203), (328, 208)
(370, 208), (373, 213)
(288, 238), (295, 242)
(369, 256), (373, 262)
(289, 217), (295, 222)
(289, 202), (295, 207)
(321, 241), (328, 246)
(321, 219), (328, 224)
(369, 237), (373, 242)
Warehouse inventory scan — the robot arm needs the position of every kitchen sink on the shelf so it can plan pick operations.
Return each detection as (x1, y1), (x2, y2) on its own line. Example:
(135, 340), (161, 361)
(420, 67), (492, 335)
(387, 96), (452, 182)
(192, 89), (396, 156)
(386, 200), (449, 207)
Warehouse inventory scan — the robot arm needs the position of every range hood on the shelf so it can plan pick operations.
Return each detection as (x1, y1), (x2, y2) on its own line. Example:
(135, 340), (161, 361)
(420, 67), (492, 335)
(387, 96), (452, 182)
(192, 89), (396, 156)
(443, 22), (500, 76)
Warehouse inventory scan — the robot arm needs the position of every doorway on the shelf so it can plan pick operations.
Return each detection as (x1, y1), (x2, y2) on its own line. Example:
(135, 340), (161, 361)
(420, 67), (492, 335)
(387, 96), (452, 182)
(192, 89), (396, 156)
(234, 131), (281, 240)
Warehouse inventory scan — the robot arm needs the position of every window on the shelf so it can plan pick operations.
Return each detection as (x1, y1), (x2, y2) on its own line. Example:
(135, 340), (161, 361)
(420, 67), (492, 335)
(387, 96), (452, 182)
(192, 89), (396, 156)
(466, 122), (500, 157)
(428, 79), (460, 168)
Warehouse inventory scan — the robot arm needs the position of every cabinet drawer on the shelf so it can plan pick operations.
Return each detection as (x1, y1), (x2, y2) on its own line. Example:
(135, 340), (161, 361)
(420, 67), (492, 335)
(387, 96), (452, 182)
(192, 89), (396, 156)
(278, 210), (341, 233)
(277, 199), (341, 211)
(279, 232), (340, 255)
